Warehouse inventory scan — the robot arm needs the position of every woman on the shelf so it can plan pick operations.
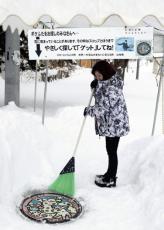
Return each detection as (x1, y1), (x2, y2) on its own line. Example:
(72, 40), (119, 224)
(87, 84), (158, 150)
(84, 60), (130, 188)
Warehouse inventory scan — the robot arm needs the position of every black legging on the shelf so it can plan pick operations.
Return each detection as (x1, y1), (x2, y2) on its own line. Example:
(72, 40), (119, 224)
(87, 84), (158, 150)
(105, 136), (120, 179)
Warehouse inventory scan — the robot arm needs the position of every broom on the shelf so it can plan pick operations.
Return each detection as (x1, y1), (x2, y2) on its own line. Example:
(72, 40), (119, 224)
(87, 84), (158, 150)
(48, 90), (94, 196)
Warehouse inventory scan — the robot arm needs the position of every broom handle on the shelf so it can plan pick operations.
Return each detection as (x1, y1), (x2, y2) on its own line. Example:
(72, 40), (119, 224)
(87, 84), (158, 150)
(72, 89), (94, 157)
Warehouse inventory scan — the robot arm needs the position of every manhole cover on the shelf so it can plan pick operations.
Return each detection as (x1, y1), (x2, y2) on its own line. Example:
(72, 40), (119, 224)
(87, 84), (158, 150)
(20, 192), (83, 224)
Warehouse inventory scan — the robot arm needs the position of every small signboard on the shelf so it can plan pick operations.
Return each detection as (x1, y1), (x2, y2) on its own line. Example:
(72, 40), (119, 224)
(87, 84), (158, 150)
(28, 27), (153, 60)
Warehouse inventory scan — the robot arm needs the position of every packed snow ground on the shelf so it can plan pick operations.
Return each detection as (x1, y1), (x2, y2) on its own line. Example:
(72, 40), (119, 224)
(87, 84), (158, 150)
(0, 61), (164, 230)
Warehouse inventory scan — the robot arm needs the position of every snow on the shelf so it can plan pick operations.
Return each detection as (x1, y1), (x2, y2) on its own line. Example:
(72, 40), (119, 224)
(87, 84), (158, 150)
(0, 62), (164, 230)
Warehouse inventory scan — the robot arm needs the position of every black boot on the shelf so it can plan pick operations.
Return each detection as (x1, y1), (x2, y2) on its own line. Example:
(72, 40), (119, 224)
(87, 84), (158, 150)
(95, 172), (108, 180)
(95, 177), (117, 188)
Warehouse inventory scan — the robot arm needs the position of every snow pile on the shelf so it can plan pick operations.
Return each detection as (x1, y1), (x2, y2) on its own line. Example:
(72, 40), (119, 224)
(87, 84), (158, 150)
(1, 103), (164, 229)
(0, 64), (164, 229)
(119, 136), (164, 230)
(0, 102), (60, 201)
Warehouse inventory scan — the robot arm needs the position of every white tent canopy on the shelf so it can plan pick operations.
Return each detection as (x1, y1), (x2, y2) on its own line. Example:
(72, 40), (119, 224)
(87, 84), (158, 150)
(0, 0), (164, 27)
(1, 0), (164, 52)
(1, 0), (164, 54)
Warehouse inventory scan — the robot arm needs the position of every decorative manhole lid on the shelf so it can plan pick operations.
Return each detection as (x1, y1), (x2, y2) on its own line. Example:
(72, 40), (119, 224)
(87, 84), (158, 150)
(20, 192), (83, 224)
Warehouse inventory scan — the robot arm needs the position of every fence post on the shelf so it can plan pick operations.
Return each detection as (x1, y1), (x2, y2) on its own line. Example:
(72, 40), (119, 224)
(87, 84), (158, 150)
(5, 26), (20, 106)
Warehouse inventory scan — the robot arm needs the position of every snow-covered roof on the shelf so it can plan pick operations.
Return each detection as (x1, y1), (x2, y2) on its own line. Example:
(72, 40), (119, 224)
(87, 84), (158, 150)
(0, 0), (164, 29)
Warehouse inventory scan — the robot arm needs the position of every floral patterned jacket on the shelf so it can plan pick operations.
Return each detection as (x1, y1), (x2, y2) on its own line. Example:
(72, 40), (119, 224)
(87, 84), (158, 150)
(85, 74), (130, 137)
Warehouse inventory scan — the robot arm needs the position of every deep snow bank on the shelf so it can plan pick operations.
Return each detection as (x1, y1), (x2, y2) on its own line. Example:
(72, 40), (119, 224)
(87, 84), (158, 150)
(0, 103), (164, 230)
(119, 135), (164, 229)
(0, 63), (163, 229)
(0, 102), (62, 201)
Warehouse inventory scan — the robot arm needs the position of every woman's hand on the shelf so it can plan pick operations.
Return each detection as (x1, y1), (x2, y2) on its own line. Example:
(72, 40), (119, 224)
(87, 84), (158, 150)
(83, 107), (88, 116)
(90, 79), (98, 89)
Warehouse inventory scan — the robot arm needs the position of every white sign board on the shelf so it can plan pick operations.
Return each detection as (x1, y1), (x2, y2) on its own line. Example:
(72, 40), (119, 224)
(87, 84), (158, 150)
(28, 27), (153, 60)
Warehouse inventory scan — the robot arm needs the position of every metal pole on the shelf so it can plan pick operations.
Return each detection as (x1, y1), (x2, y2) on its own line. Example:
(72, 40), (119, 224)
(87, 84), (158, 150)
(136, 59), (140, 80)
(160, 36), (164, 134)
(42, 60), (48, 125)
(151, 72), (162, 135)
(5, 26), (20, 106)
(151, 36), (164, 135)
(162, 61), (164, 134)
(34, 60), (38, 112)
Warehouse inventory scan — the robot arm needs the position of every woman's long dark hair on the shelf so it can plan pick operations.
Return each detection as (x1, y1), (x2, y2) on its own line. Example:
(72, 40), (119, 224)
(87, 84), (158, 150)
(91, 60), (116, 80)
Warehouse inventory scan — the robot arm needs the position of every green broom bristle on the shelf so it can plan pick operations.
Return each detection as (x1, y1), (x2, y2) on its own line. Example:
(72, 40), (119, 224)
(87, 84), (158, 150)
(48, 172), (75, 197)
(48, 157), (75, 197)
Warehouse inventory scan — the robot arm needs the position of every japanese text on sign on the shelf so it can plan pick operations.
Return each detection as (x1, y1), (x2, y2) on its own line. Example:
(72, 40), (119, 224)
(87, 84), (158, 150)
(28, 27), (153, 60)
